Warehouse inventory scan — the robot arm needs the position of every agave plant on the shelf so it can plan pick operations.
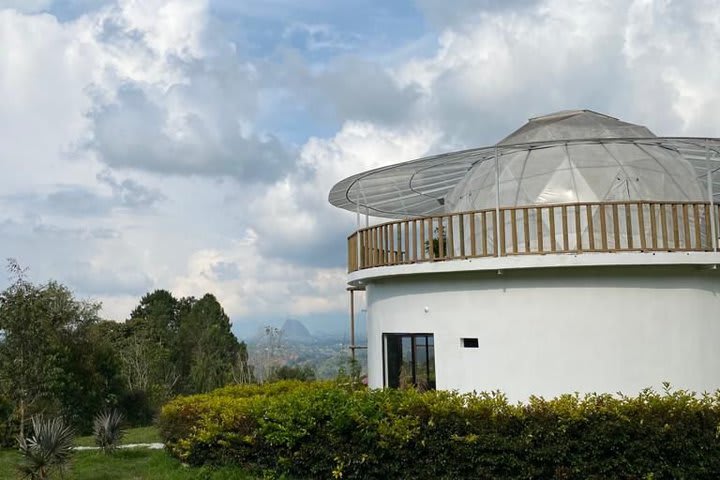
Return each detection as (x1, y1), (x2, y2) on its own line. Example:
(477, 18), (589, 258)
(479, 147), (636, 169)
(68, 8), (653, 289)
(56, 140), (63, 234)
(93, 409), (125, 454)
(17, 416), (75, 480)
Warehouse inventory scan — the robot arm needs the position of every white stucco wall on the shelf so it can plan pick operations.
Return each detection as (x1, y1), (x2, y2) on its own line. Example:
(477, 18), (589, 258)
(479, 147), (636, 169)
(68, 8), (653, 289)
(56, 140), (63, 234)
(364, 264), (720, 401)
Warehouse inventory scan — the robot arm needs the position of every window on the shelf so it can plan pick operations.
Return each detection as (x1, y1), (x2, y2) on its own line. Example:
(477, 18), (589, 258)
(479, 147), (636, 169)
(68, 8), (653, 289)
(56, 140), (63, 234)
(462, 338), (479, 348)
(383, 333), (435, 390)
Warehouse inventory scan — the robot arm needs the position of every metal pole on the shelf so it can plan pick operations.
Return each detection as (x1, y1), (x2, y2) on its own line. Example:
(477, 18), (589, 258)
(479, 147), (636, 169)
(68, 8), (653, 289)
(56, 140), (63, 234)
(708, 169), (717, 252)
(359, 180), (370, 228)
(494, 146), (501, 256)
(355, 197), (362, 265)
(349, 289), (356, 361)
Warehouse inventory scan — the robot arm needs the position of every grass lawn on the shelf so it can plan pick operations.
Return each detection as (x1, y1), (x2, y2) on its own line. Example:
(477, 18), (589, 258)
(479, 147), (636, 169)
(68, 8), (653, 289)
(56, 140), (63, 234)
(1, 427), (257, 479)
(0, 449), (257, 479)
(75, 426), (162, 447)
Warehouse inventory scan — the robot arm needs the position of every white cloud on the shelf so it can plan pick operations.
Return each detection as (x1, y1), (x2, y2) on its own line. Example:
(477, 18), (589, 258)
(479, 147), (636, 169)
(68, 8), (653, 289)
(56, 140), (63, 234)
(393, 0), (720, 145)
(246, 121), (440, 266)
(0, 9), (99, 188)
(170, 232), (347, 319)
(3, 0), (720, 335)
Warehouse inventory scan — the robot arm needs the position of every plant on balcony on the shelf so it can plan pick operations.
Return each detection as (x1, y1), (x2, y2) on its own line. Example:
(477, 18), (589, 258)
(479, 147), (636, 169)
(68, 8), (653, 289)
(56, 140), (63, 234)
(425, 226), (447, 258)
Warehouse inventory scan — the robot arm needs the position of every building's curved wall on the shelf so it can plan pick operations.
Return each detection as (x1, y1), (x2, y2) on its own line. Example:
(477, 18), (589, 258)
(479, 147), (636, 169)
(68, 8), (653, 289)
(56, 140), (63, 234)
(365, 266), (720, 400)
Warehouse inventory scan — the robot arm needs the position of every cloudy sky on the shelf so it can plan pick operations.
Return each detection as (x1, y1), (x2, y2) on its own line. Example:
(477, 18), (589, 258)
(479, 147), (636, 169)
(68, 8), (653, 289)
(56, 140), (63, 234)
(1, 0), (719, 338)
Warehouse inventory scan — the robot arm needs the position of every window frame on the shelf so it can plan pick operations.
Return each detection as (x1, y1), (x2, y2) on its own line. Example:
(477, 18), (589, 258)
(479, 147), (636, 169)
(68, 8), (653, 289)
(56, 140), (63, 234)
(382, 332), (435, 390)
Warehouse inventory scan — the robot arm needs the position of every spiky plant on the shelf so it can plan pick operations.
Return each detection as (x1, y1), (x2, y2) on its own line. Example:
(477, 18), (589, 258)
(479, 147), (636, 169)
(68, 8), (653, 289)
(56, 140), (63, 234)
(17, 416), (75, 480)
(93, 409), (125, 454)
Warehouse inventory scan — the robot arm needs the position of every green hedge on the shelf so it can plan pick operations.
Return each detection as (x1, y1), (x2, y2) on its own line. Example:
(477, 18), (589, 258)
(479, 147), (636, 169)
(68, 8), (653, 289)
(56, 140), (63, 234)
(158, 381), (720, 479)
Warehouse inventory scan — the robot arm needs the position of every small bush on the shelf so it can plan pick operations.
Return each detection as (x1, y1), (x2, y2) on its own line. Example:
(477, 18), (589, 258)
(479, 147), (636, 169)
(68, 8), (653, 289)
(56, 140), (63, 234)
(93, 409), (126, 454)
(159, 383), (720, 479)
(17, 416), (75, 480)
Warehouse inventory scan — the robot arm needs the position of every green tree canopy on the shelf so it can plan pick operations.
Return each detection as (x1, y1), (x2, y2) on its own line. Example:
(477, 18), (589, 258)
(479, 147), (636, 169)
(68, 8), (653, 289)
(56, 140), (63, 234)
(178, 294), (243, 393)
(0, 259), (120, 436)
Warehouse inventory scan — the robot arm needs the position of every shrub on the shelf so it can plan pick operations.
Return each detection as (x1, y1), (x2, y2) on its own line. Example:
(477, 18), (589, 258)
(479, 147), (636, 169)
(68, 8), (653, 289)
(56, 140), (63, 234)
(159, 383), (720, 479)
(17, 416), (75, 480)
(93, 409), (126, 454)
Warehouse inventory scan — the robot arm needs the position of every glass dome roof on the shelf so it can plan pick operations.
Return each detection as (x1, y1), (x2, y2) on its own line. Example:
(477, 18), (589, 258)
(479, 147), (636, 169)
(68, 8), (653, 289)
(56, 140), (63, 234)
(328, 110), (720, 219)
(447, 110), (703, 213)
(496, 110), (654, 144)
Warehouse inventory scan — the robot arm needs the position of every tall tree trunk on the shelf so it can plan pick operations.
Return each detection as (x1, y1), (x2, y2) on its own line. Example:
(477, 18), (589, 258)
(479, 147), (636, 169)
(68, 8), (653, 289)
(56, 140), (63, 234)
(18, 398), (25, 440)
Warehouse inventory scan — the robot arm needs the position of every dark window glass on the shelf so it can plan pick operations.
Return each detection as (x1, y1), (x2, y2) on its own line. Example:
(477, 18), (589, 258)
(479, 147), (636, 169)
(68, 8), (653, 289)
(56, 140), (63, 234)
(427, 341), (435, 385)
(385, 335), (402, 388)
(462, 338), (479, 348)
(415, 339), (428, 387)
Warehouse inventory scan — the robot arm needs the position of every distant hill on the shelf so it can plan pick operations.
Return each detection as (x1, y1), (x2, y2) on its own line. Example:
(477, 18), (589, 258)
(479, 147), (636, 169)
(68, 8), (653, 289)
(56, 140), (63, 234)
(281, 318), (312, 341)
(249, 318), (315, 344)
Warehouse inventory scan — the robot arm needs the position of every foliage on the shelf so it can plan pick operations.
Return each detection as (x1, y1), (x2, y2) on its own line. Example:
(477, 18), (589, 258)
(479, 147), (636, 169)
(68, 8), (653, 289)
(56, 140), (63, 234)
(93, 409), (126, 454)
(269, 365), (316, 382)
(160, 382), (720, 479)
(424, 227), (447, 257)
(123, 290), (182, 402)
(116, 389), (155, 427)
(17, 416), (75, 480)
(336, 357), (364, 390)
(251, 326), (284, 383)
(178, 294), (243, 393)
(0, 394), (15, 448)
(111, 290), (252, 421)
(0, 261), (251, 442)
(0, 259), (118, 439)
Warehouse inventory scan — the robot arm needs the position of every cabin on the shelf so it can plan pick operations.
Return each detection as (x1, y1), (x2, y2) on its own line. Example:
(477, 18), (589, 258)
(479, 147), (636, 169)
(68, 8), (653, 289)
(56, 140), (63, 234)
(328, 110), (720, 400)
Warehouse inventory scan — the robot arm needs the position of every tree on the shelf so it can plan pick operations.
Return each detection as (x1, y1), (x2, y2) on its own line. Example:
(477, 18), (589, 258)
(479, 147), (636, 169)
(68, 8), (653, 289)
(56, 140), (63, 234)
(253, 326), (285, 383)
(0, 260), (101, 437)
(119, 290), (182, 408)
(178, 294), (242, 393)
(127, 289), (179, 346)
(120, 290), (248, 400)
(269, 365), (315, 382)
(231, 342), (253, 384)
(53, 320), (125, 431)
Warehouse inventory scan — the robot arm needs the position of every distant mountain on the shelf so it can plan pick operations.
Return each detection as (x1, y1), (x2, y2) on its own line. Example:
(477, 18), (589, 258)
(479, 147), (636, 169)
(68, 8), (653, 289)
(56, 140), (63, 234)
(281, 318), (312, 341)
(246, 318), (334, 345)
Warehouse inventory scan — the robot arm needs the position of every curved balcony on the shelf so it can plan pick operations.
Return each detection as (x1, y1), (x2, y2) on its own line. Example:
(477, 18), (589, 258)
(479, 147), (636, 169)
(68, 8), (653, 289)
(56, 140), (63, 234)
(347, 200), (719, 272)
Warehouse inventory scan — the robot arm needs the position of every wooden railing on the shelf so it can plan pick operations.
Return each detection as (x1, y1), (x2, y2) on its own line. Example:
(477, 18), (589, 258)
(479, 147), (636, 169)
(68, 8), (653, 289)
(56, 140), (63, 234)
(347, 201), (719, 272)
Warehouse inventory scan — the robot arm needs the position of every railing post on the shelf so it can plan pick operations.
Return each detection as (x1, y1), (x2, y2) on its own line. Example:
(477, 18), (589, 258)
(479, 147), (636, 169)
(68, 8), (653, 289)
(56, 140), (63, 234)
(708, 169), (717, 252)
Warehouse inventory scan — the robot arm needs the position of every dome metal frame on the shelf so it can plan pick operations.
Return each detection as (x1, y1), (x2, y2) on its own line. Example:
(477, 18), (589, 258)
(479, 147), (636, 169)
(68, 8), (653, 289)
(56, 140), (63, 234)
(328, 137), (720, 219)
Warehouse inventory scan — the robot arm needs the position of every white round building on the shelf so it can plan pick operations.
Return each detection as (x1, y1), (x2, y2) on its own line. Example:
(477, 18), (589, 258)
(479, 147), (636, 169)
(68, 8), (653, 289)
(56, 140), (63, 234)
(328, 110), (720, 401)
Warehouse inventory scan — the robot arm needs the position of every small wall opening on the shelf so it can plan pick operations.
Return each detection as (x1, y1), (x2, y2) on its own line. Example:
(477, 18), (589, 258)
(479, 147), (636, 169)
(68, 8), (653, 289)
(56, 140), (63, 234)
(462, 338), (479, 348)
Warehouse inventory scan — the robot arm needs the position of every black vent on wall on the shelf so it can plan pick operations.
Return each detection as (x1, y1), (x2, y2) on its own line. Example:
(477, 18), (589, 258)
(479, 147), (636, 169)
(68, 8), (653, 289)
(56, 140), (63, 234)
(462, 338), (479, 348)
